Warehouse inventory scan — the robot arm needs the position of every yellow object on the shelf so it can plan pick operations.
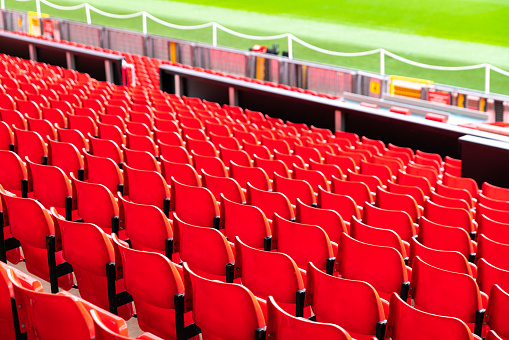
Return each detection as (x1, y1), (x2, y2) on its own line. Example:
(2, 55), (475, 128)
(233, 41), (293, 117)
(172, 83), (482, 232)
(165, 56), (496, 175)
(457, 93), (465, 108)
(28, 11), (49, 37)
(370, 80), (380, 95)
(255, 57), (265, 80)
(169, 42), (177, 63)
(389, 75), (433, 99)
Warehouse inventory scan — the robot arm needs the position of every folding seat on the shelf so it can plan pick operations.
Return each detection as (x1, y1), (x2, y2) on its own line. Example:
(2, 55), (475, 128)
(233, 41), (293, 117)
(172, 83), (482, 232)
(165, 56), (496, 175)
(181, 125), (208, 142)
(408, 257), (485, 336)
(13, 126), (48, 164)
(476, 258), (509, 296)
(361, 160), (393, 185)
(47, 139), (84, 178)
(408, 237), (475, 277)
(111, 236), (188, 340)
(325, 152), (357, 174)
(386, 181), (425, 206)
(482, 182), (509, 201)
(202, 170), (244, 204)
(436, 182), (473, 208)
(75, 107), (99, 120)
(482, 285), (509, 340)
(477, 203), (509, 224)
(157, 143), (191, 165)
(418, 216), (475, 260)
(477, 214), (509, 244)
(384, 149), (411, 166)
(51, 99), (74, 116)
(387, 143), (414, 160)
(160, 156), (201, 187)
(274, 149), (305, 169)
(275, 124), (299, 137)
(363, 203), (416, 244)
(376, 187), (421, 222)
(424, 200), (476, 234)
(122, 146), (161, 172)
(476, 234), (509, 271)
(205, 121), (231, 137)
(385, 293), (476, 340)
(154, 117), (179, 132)
(130, 111), (154, 130)
(296, 198), (347, 247)
(126, 131), (158, 157)
(123, 164), (170, 215)
(126, 121), (152, 137)
(209, 133), (240, 151)
(220, 146), (251, 167)
(5, 89), (25, 102)
(91, 309), (164, 340)
(338, 149), (370, 165)
(173, 214), (233, 282)
(347, 169), (383, 193)
(317, 187), (361, 227)
(445, 162), (462, 176)
(414, 154), (441, 174)
(406, 162), (438, 187)
(0, 121), (13, 151)
(431, 191), (471, 213)
(273, 172), (316, 206)
(83, 152), (123, 194)
(443, 172), (479, 199)
(0, 150), (27, 197)
(52, 213), (133, 319)
(397, 170), (432, 196)
(82, 98), (105, 114)
(272, 213), (334, 274)
(105, 105), (128, 120)
(415, 149), (442, 165)
(478, 193), (509, 211)
(293, 164), (330, 192)
(372, 155), (404, 175)
(486, 330), (503, 340)
(57, 126), (89, 152)
(309, 159), (343, 181)
(332, 175), (373, 206)
(186, 136), (217, 157)
(0, 93), (16, 110)
(335, 233), (410, 303)
(262, 136), (291, 155)
(246, 183), (295, 221)
(0, 192), (74, 292)
(99, 114), (126, 133)
(360, 136), (385, 153)
(192, 151), (228, 177)
(71, 174), (119, 233)
(89, 136), (123, 165)
(350, 217), (408, 258)
(16, 100), (42, 119)
(170, 178), (220, 229)
(26, 158), (73, 217)
(305, 262), (385, 340)
(0, 108), (27, 130)
(254, 155), (290, 178)
(229, 160), (271, 190)
(327, 136), (353, 150)
(181, 262), (265, 339)
(294, 144), (322, 164)
(154, 130), (185, 148)
(26, 116), (57, 141)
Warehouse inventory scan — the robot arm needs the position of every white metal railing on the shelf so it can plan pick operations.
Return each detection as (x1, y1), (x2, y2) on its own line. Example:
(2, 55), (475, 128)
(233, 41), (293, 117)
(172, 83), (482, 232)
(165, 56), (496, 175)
(4, 0), (509, 94)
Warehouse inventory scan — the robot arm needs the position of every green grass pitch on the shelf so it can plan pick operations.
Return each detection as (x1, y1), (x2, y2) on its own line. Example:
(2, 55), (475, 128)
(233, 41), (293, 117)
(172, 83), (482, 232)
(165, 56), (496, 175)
(6, 0), (509, 95)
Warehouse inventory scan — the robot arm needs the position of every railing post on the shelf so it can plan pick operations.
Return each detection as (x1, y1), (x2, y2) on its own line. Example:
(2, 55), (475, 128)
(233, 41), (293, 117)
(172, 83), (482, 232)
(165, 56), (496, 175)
(380, 49), (385, 76)
(36, 0), (42, 17)
(485, 64), (491, 94)
(212, 22), (217, 46)
(1, 0), (5, 10)
(287, 34), (293, 59)
(85, 3), (91, 25)
(142, 11), (147, 34)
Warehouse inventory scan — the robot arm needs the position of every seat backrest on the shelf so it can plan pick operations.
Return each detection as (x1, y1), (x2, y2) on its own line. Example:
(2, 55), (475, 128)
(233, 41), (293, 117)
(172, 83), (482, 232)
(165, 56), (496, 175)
(122, 146), (160, 173)
(482, 182), (509, 201)
(306, 261), (384, 339)
(430, 191), (471, 212)
(363, 203), (416, 242)
(477, 234), (509, 271)
(246, 183), (294, 221)
(361, 160), (393, 184)
(435, 182), (473, 208)
(418, 216), (473, 257)
(253, 154), (290, 178)
(158, 142), (191, 164)
(229, 160), (271, 190)
(170, 177), (219, 228)
(8, 269), (95, 340)
(347, 169), (382, 193)
(235, 237), (303, 308)
(273, 172), (315, 206)
(331, 176), (372, 206)
(397, 170), (431, 196)
(123, 164), (170, 211)
(476, 203), (509, 224)
(112, 235), (184, 339)
(97, 122), (126, 148)
(183, 262), (266, 340)
(376, 186), (420, 222)
(192, 151), (227, 177)
(478, 214), (509, 244)
(386, 181), (425, 207)
(478, 193), (509, 211)
(57, 127), (89, 153)
(13, 126), (48, 164)
(386, 293), (474, 340)
(202, 170), (245, 204)
(47, 139), (84, 177)
(293, 165), (329, 192)
(160, 155), (201, 187)
(0, 150), (27, 192)
(84, 152), (123, 194)
(477, 258), (509, 296)
(126, 130), (158, 156)
(423, 200), (475, 233)
(309, 159), (343, 182)
(485, 285), (509, 339)
(173, 214), (233, 280)
(295, 198), (346, 245)
(272, 213), (333, 271)
(221, 195), (271, 250)
(267, 296), (351, 340)
(317, 187), (361, 223)
(26, 158), (71, 209)
(409, 257), (482, 323)
(336, 233), (408, 301)
(350, 217), (407, 257)
(408, 237), (472, 276)
(442, 172), (479, 198)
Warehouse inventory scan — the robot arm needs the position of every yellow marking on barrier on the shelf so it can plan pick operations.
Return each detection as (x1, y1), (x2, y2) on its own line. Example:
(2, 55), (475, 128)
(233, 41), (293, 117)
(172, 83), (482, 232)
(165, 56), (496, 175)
(302, 65), (307, 89)
(169, 42), (177, 63)
(256, 57), (265, 80)
(458, 93), (465, 108)
(370, 80), (380, 95)
(28, 11), (49, 37)
(389, 75), (433, 99)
